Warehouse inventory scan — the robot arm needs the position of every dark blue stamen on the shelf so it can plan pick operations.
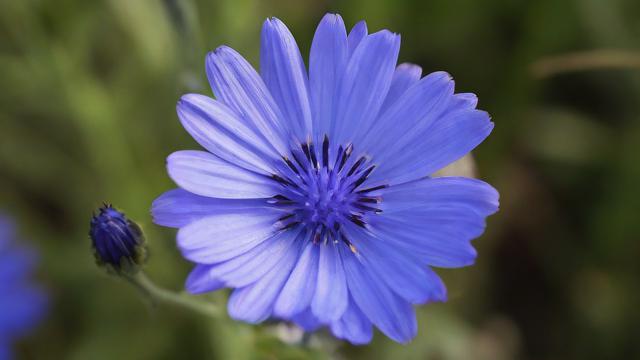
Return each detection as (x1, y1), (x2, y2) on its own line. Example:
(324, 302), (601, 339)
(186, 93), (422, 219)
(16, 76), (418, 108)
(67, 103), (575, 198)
(270, 136), (385, 249)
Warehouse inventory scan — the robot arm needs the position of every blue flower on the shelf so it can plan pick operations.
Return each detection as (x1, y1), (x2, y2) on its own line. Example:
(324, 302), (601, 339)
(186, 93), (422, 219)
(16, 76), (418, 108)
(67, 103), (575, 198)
(89, 205), (147, 273)
(153, 14), (498, 344)
(0, 215), (46, 358)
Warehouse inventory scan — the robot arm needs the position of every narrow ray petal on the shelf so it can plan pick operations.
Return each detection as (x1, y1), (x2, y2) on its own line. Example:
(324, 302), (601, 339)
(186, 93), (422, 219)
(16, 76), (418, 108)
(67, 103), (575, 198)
(381, 63), (423, 109)
(178, 94), (280, 173)
(333, 30), (400, 144)
(167, 150), (277, 199)
(273, 241), (320, 317)
(371, 177), (499, 268)
(185, 265), (226, 294)
(374, 109), (494, 184)
(344, 223), (447, 304)
(309, 13), (348, 143)
(347, 21), (367, 56)
(341, 245), (418, 343)
(206, 46), (291, 154)
(200, 229), (297, 288)
(311, 243), (348, 322)
(177, 211), (279, 264)
(260, 17), (312, 140)
(360, 71), (454, 156)
(152, 189), (268, 228)
(227, 231), (304, 323)
(330, 297), (373, 345)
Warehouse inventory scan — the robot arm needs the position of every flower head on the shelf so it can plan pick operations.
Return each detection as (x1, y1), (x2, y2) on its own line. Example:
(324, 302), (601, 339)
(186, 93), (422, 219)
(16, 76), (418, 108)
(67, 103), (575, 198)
(0, 214), (46, 357)
(153, 14), (499, 344)
(90, 205), (147, 274)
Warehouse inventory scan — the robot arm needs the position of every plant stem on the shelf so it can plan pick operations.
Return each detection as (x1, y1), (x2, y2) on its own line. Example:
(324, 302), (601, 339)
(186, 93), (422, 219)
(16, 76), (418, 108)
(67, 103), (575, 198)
(124, 271), (220, 318)
(531, 49), (640, 79)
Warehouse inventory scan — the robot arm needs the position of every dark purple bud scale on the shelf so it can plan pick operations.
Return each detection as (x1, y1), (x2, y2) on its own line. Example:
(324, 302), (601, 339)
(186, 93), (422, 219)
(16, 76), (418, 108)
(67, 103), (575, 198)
(89, 204), (147, 273)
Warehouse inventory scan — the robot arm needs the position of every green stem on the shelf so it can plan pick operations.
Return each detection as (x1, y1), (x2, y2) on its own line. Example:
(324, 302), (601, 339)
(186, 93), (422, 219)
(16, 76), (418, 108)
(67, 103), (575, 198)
(124, 271), (220, 318)
(531, 49), (640, 79)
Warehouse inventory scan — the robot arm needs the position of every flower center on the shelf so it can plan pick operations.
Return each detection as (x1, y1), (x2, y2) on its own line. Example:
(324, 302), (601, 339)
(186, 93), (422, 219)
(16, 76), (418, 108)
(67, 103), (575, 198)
(269, 136), (386, 247)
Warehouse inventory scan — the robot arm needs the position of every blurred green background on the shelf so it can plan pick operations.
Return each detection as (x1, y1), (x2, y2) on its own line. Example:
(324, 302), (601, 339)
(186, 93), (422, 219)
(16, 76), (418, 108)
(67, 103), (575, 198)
(1, 0), (640, 359)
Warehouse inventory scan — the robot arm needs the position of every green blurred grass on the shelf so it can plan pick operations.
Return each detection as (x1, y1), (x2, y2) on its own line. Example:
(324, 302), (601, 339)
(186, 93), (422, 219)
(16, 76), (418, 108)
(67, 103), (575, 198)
(1, 0), (640, 359)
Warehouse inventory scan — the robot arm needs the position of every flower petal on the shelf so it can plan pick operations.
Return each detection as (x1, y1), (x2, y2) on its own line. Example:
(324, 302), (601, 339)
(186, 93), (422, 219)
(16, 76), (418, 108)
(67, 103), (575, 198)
(374, 107), (493, 184)
(0, 286), (46, 337)
(260, 17), (312, 140)
(362, 71), (454, 170)
(309, 13), (348, 143)
(372, 177), (499, 268)
(185, 265), (226, 294)
(177, 94), (280, 173)
(152, 188), (268, 228)
(176, 210), (280, 264)
(341, 245), (418, 343)
(206, 46), (291, 154)
(347, 21), (367, 56)
(448, 92), (478, 110)
(311, 242), (348, 322)
(199, 229), (297, 288)
(227, 231), (304, 323)
(330, 297), (373, 345)
(382, 176), (499, 214)
(0, 248), (35, 287)
(333, 30), (400, 145)
(344, 223), (447, 304)
(273, 240), (319, 318)
(167, 150), (276, 199)
(291, 307), (323, 331)
(381, 63), (423, 109)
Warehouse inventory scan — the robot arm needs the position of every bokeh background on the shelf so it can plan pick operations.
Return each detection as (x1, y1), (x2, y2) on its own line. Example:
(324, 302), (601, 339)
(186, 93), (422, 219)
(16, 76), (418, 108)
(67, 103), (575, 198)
(2, 0), (640, 359)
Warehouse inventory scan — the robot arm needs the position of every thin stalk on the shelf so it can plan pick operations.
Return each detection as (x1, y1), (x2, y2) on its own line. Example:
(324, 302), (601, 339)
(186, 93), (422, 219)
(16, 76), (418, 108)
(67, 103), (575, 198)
(124, 271), (220, 318)
(531, 49), (640, 79)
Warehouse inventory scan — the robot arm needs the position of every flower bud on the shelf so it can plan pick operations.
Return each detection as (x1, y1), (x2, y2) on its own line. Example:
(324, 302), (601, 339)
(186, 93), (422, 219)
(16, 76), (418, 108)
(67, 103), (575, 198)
(89, 204), (147, 274)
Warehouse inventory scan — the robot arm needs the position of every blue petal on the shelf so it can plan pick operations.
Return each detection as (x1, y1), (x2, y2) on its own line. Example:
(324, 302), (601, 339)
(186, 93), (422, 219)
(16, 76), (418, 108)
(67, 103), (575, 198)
(309, 13), (348, 144)
(273, 240), (319, 318)
(177, 94), (280, 174)
(382, 176), (499, 215)
(341, 245), (418, 343)
(333, 30), (400, 145)
(381, 63), (423, 109)
(152, 189), (268, 228)
(206, 46), (291, 154)
(373, 107), (493, 184)
(176, 211), (280, 264)
(0, 286), (46, 338)
(0, 345), (10, 360)
(227, 231), (304, 323)
(0, 247), (35, 287)
(362, 71), (454, 176)
(185, 265), (225, 294)
(372, 177), (499, 268)
(347, 21), (367, 56)
(344, 223), (447, 304)
(448, 92), (478, 110)
(291, 307), (323, 331)
(330, 297), (373, 345)
(260, 17), (312, 141)
(198, 229), (298, 288)
(311, 242), (348, 322)
(167, 150), (276, 199)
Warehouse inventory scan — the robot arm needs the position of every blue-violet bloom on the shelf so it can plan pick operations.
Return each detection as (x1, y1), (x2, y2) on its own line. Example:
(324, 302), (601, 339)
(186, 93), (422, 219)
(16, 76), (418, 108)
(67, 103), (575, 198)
(153, 13), (499, 344)
(0, 214), (46, 359)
